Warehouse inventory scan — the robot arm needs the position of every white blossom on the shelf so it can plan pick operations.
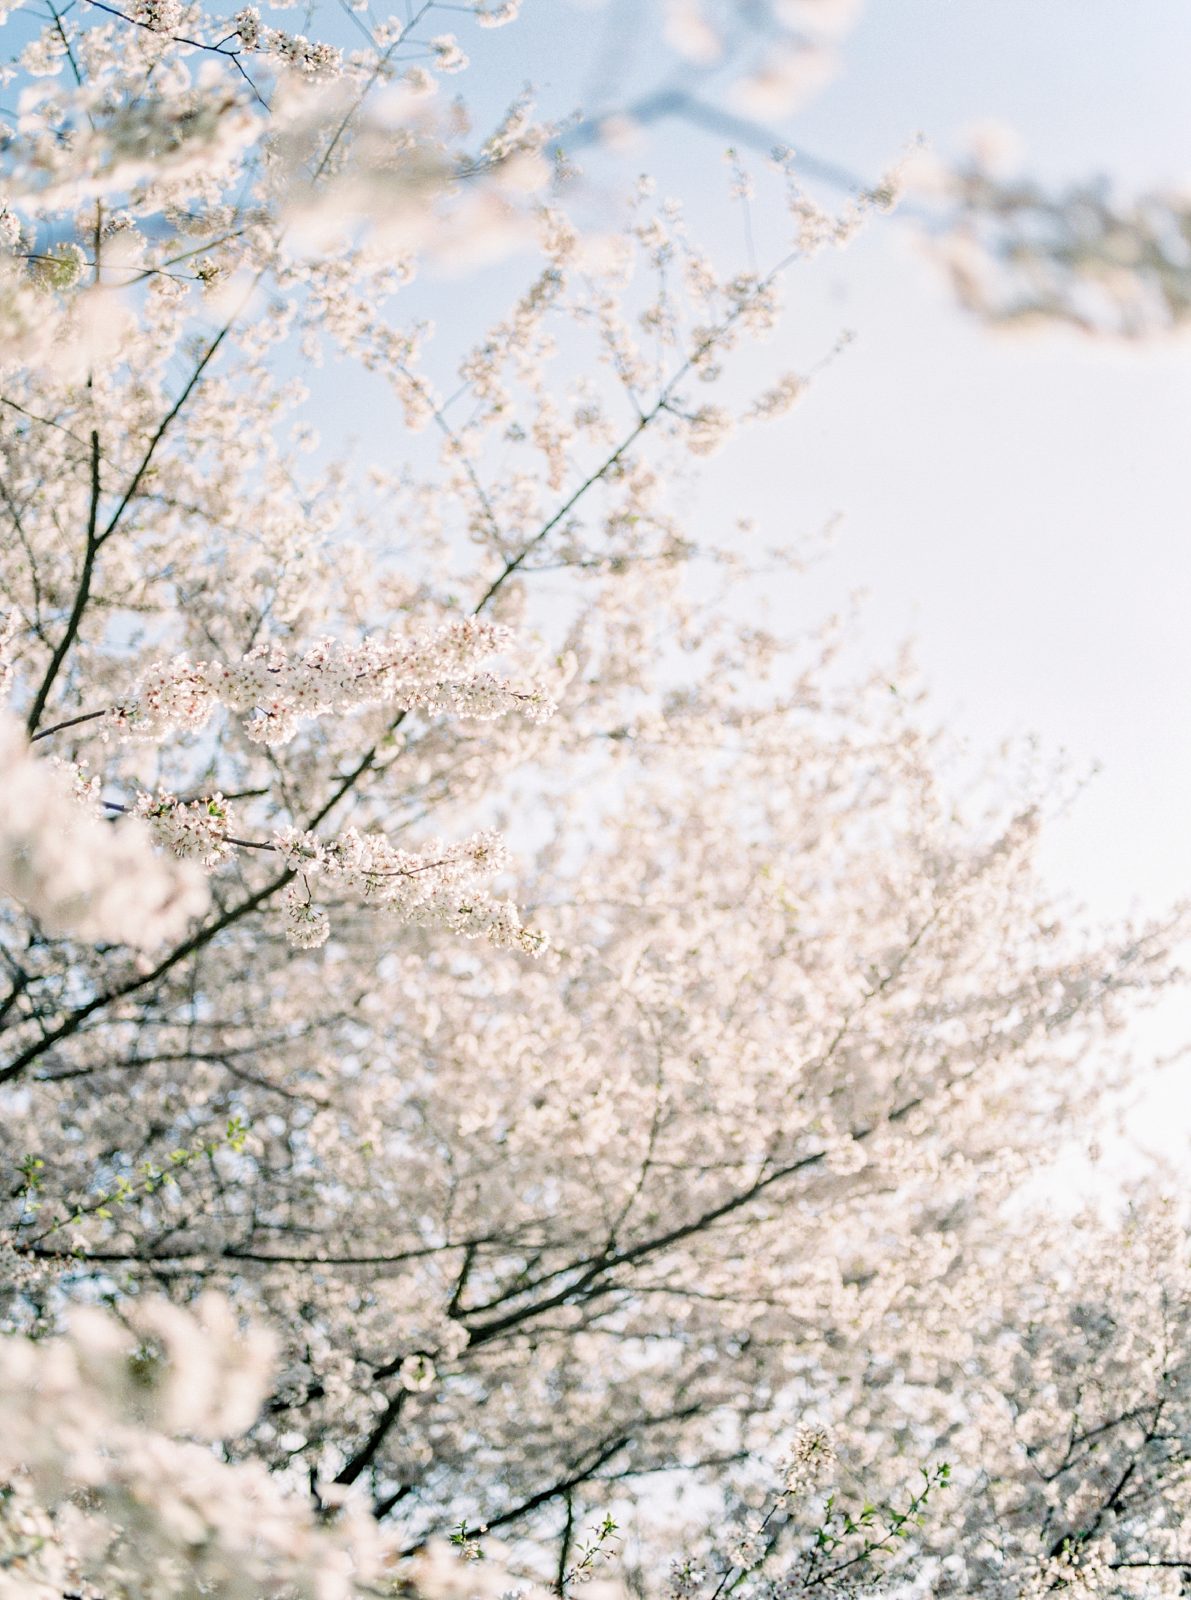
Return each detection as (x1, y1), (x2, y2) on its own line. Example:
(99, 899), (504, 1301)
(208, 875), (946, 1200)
(107, 620), (556, 745)
(0, 712), (207, 946)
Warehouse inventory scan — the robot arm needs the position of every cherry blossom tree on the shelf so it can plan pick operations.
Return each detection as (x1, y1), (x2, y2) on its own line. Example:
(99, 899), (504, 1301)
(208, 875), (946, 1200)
(1, 3), (1188, 1597)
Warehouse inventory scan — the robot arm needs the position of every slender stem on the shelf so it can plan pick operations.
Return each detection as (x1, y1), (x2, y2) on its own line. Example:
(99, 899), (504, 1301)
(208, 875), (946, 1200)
(25, 430), (100, 735)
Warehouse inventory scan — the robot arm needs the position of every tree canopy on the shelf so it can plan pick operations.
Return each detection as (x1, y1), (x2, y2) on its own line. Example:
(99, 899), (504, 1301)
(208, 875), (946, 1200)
(1, 4), (1188, 1597)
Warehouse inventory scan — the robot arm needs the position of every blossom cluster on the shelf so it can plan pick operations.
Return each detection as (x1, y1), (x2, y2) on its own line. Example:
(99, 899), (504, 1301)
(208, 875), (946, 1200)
(233, 8), (344, 78)
(664, 0), (864, 115)
(275, 824), (546, 953)
(780, 1422), (838, 1497)
(108, 619), (556, 745)
(474, 1), (522, 24)
(135, 791), (235, 869)
(5, 73), (259, 214)
(924, 153), (1191, 339)
(0, 1295), (390, 1600)
(0, 712), (208, 948)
